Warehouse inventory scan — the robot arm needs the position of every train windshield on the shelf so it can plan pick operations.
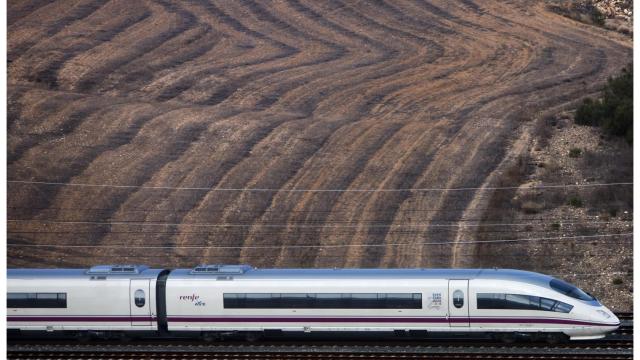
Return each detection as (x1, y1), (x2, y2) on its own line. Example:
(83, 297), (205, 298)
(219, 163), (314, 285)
(549, 279), (596, 302)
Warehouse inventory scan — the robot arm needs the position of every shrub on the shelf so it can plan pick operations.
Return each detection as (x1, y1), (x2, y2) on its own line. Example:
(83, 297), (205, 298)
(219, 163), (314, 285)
(521, 201), (544, 214)
(613, 277), (623, 285)
(575, 65), (633, 144)
(590, 6), (606, 26)
(551, 222), (561, 230)
(575, 98), (603, 126)
(568, 148), (582, 158)
(567, 196), (583, 208)
(599, 211), (611, 221)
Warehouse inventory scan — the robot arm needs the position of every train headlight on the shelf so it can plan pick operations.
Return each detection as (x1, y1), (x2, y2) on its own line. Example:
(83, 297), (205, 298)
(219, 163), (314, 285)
(597, 310), (611, 319)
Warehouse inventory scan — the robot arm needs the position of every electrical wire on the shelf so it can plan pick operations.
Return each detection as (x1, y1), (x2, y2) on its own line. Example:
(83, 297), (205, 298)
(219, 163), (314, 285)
(6, 232), (633, 249)
(8, 179), (633, 192)
(6, 219), (629, 228)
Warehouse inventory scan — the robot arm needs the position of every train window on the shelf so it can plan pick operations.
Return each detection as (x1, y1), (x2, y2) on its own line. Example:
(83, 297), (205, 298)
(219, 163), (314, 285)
(223, 293), (422, 309)
(7, 292), (67, 308)
(134, 289), (145, 307)
(223, 293), (243, 308)
(316, 293), (342, 308)
(477, 293), (573, 313)
(505, 294), (539, 310)
(549, 279), (595, 301)
(452, 290), (464, 308)
(280, 293), (311, 308)
(477, 293), (505, 309)
(539, 297), (556, 311)
(245, 293), (271, 308)
(351, 293), (378, 308)
(553, 301), (573, 313)
(383, 293), (418, 309)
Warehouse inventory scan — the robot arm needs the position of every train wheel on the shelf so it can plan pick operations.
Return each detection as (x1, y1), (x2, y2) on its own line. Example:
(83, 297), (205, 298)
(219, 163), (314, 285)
(500, 333), (517, 343)
(75, 332), (91, 343)
(117, 332), (132, 343)
(545, 333), (568, 344)
(245, 332), (263, 342)
(202, 332), (221, 342)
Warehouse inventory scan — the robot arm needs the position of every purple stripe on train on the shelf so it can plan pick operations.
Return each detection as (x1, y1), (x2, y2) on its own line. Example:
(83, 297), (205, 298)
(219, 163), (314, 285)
(166, 316), (616, 326)
(7, 316), (154, 322)
(7, 316), (618, 327)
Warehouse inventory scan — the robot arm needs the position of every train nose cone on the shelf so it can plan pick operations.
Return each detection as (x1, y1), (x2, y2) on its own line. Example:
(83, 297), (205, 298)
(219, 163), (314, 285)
(596, 308), (620, 326)
(610, 312), (620, 327)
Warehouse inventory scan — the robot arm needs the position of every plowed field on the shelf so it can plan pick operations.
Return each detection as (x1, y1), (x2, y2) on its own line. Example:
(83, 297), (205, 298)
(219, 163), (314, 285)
(8, 1), (632, 272)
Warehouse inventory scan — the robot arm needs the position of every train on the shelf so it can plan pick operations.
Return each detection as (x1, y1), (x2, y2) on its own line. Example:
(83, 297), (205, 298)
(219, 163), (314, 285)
(7, 265), (620, 342)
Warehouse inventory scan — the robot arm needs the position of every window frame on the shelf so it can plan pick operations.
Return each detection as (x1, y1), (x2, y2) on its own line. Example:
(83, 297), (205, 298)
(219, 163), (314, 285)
(134, 289), (146, 308)
(223, 292), (423, 309)
(477, 292), (572, 313)
(452, 290), (464, 308)
(7, 292), (67, 308)
(549, 279), (595, 301)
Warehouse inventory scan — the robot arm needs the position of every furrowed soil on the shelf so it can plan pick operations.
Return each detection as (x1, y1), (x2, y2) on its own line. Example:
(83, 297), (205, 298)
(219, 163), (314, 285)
(8, 1), (632, 309)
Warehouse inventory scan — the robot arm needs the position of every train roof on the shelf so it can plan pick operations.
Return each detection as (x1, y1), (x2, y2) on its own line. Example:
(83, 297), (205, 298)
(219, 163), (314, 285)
(7, 267), (164, 280)
(7, 266), (556, 288)
(167, 267), (555, 288)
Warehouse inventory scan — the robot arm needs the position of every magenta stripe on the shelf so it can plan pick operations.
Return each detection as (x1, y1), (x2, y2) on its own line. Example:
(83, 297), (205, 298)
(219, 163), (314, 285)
(470, 317), (616, 326)
(168, 316), (447, 324)
(166, 316), (617, 327)
(7, 316), (618, 327)
(8, 316), (154, 322)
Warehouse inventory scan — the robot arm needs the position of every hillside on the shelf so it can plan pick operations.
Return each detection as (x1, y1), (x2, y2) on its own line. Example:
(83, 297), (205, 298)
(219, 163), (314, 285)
(7, 0), (632, 307)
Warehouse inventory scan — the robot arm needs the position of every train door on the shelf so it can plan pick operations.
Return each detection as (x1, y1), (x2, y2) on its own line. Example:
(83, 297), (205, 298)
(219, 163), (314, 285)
(448, 280), (470, 327)
(130, 279), (152, 326)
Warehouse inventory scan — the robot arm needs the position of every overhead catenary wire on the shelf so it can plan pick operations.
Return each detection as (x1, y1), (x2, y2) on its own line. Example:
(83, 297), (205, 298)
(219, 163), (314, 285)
(10, 205), (630, 215)
(6, 236), (633, 247)
(6, 229), (631, 237)
(3, 248), (630, 278)
(6, 219), (630, 228)
(7, 238), (632, 251)
(7, 180), (633, 192)
(7, 251), (628, 258)
(6, 232), (633, 249)
(6, 228), (632, 239)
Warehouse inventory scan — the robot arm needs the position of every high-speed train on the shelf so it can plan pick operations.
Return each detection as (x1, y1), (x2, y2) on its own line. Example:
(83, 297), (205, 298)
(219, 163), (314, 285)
(7, 265), (619, 342)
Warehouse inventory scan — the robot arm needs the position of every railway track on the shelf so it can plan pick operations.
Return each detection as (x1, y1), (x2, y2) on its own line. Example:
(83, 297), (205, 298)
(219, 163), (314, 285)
(8, 314), (633, 359)
(8, 337), (632, 359)
(616, 313), (633, 321)
(7, 347), (633, 360)
(5, 352), (634, 360)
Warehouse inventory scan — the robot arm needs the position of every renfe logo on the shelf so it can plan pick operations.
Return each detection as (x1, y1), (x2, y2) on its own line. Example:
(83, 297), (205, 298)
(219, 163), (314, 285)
(179, 294), (206, 306)
(179, 294), (200, 301)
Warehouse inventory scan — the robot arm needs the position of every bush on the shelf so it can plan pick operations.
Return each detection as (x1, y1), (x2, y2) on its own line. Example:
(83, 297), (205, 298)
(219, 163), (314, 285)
(575, 65), (633, 144)
(613, 277), (623, 285)
(599, 211), (611, 221)
(551, 222), (561, 230)
(521, 201), (544, 214)
(567, 196), (583, 208)
(575, 98), (603, 126)
(590, 6), (605, 26)
(568, 148), (582, 158)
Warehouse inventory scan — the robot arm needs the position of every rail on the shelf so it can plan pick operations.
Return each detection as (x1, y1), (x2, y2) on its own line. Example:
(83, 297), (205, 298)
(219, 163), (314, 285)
(8, 313), (633, 359)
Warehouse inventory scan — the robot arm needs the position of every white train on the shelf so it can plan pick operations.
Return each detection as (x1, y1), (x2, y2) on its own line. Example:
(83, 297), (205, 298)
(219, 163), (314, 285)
(7, 265), (620, 342)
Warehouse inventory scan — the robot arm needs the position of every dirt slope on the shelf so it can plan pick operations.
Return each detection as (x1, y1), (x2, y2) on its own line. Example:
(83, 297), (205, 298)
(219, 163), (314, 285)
(8, 0), (631, 288)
